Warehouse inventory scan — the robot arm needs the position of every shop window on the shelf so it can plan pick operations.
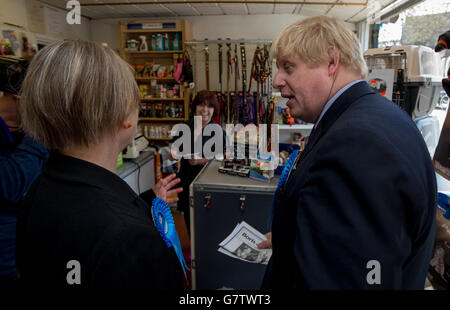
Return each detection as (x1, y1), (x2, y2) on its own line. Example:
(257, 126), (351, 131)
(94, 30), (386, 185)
(378, 0), (450, 49)
(377, 0), (450, 114)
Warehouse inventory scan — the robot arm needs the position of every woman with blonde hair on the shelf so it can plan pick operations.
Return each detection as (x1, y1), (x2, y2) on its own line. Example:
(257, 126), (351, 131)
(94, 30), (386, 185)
(16, 40), (185, 288)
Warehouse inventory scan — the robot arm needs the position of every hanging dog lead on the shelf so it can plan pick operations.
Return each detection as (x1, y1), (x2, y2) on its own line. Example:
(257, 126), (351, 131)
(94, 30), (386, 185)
(233, 44), (240, 125)
(261, 44), (271, 124)
(258, 47), (266, 125)
(240, 42), (248, 125)
(217, 39), (224, 125)
(204, 38), (210, 91)
(218, 38), (223, 93)
(248, 46), (262, 126)
(262, 44), (272, 124)
(226, 39), (232, 124)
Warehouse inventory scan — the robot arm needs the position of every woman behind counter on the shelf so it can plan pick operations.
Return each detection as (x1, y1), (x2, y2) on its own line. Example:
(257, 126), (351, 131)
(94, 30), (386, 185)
(16, 40), (184, 288)
(175, 90), (226, 235)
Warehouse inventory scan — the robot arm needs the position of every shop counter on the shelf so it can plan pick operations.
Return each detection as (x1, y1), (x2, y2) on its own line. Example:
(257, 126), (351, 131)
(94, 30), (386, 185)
(190, 160), (279, 289)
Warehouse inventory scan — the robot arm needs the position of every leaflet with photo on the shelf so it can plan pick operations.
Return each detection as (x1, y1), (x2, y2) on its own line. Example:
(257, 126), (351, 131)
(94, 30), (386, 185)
(218, 221), (272, 265)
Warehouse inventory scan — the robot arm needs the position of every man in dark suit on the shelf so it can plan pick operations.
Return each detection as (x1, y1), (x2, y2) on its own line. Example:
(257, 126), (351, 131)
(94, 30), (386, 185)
(259, 16), (437, 289)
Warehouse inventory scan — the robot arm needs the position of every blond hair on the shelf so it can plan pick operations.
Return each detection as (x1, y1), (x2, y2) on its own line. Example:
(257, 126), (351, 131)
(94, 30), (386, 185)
(272, 16), (368, 78)
(20, 40), (140, 149)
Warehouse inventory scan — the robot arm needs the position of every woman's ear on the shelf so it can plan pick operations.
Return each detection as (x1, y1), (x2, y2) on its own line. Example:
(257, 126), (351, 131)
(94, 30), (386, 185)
(122, 109), (138, 129)
(122, 115), (132, 129)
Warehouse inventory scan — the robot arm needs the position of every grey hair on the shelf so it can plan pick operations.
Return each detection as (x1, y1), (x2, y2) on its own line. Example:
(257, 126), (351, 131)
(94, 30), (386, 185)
(20, 40), (140, 149)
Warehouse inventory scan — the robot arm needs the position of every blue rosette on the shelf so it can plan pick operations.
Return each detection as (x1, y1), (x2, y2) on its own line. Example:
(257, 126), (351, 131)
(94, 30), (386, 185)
(151, 197), (189, 279)
(437, 192), (450, 220)
(267, 150), (299, 229)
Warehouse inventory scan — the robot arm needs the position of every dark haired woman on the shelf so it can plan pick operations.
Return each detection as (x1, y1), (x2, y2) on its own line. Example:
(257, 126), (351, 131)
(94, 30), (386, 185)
(176, 90), (226, 235)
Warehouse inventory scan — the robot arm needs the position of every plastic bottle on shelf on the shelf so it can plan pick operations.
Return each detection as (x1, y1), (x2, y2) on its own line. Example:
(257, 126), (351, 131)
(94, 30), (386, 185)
(156, 84), (161, 98)
(138, 35), (148, 51)
(173, 32), (180, 51)
(156, 104), (163, 117)
(156, 34), (164, 51)
(144, 105), (148, 117)
(170, 102), (176, 118)
(151, 35), (156, 50)
(165, 103), (170, 117)
(164, 33), (169, 50)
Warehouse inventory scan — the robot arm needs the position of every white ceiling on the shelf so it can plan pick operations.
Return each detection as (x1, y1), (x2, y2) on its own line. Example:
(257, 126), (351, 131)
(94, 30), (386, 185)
(40, 0), (398, 23)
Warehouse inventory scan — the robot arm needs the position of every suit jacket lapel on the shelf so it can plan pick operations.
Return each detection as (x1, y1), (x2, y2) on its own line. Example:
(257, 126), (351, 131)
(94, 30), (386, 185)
(299, 81), (375, 162)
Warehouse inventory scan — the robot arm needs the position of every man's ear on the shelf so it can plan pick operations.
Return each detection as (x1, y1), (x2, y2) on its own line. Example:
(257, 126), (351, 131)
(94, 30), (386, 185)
(328, 46), (340, 77)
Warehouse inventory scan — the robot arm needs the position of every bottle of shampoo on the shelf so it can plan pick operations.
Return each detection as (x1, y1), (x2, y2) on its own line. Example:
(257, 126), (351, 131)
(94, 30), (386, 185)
(164, 33), (170, 50)
(156, 34), (164, 51)
(173, 32), (180, 51)
(151, 35), (156, 50)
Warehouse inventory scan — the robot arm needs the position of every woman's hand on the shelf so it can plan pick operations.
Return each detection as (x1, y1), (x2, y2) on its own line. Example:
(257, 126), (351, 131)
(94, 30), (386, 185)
(257, 232), (272, 249)
(168, 151), (175, 161)
(152, 173), (183, 204)
(436, 209), (450, 243)
(0, 94), (21, 131)
(188, 158), (209, 166)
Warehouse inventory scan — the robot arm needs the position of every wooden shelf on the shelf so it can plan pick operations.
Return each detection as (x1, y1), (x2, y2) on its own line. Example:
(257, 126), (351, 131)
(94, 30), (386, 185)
(121, 19), (192, 146)
(136, 77), (175, 81)
(278, 124), (313, 130)
(125, 50), (182, 54)
(124, 29), (180, 33)
(141, 98), (184, 101)
(145, 136), (174, 141)
(139, 117), (185, 121)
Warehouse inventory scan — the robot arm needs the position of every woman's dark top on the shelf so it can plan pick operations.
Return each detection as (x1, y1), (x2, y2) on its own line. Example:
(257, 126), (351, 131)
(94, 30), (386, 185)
(176, 120), (226, 232)
(16, 152), (182, 289)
